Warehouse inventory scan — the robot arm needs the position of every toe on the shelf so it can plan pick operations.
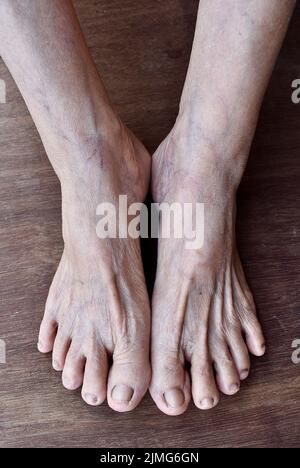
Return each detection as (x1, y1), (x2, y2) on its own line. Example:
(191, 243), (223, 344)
(191, 354), (219, 410)
(213, 344), (240, 396)
(38, 317), (57, 354)
(107, 349), (151, 413)
(233, 261), (266, 357)
(242, 314), (266, 357)
(150, 351), (191, 416)
(62, 343), (85, 391)
(82, 348), (108, 406)
(52, 330), (71, 371)
(227, 328), (251, 380)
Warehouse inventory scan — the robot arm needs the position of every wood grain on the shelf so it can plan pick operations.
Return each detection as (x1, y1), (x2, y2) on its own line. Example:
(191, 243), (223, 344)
(0, 0), (300, 448)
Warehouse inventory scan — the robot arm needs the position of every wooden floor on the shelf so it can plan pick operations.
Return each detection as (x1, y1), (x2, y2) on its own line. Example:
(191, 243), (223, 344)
(1, 0), (300, 449)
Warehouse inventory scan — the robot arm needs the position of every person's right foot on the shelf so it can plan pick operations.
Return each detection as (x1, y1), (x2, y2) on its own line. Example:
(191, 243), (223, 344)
(150, 119), (266, 416)
(38, 117), (151, 413)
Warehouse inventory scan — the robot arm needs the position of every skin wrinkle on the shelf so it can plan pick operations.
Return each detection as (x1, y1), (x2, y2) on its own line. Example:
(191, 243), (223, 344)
(0, 0), (295, 414)
(150, 0), (295, 415)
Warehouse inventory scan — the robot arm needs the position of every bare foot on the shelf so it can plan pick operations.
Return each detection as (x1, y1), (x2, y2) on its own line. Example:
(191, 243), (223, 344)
(38, 117), (151, 412)
(150, 119), (266, 416)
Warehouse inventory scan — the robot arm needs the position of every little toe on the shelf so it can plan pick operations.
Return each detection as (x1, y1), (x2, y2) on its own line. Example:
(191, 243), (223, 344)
(242, 315), (266, 357)
(38, 317), (57, 354)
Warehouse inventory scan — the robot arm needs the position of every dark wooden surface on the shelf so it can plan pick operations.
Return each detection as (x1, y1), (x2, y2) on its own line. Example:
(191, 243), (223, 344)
(1, 0), (300, 449)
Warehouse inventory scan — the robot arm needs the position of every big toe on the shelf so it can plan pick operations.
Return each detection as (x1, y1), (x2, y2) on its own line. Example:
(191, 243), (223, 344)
(150, 351), (191, 416)
(107, 350), (150, 413)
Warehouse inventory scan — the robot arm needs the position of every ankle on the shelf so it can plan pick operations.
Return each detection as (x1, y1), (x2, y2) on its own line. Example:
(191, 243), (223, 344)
(44, 110), (123, 181)
(171, 106), (253, 187)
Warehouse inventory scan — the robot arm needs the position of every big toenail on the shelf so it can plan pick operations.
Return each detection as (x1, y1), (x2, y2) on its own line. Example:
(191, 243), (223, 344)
(200, 398), (214, 410)
(84, 393), (99, 405)
(111, 385), (133, 403)
(230, 383), (240, 394)
(240, 369), (249, 380)
(164, 388), (185, 408)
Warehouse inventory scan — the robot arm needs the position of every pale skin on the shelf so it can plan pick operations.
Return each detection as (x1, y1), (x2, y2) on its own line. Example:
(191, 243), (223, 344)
(0, 0), (295, 415)
(150, 0), (296, 415)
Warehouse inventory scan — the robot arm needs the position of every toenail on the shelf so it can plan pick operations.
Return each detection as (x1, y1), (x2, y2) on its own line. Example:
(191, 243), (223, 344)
(200, 398), (215, 410)
(230, 383), (240, 394)
(63, 377), (76, 389)
(53, 360), (61, 370)
(240, 369), (249, 380)
(164, 388), (185, 408)
(111, 384), (134, 404)
(84, 393), (99, 405)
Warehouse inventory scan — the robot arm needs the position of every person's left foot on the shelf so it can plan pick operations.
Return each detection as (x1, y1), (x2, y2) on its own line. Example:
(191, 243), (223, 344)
(150, 120), (266, 416)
